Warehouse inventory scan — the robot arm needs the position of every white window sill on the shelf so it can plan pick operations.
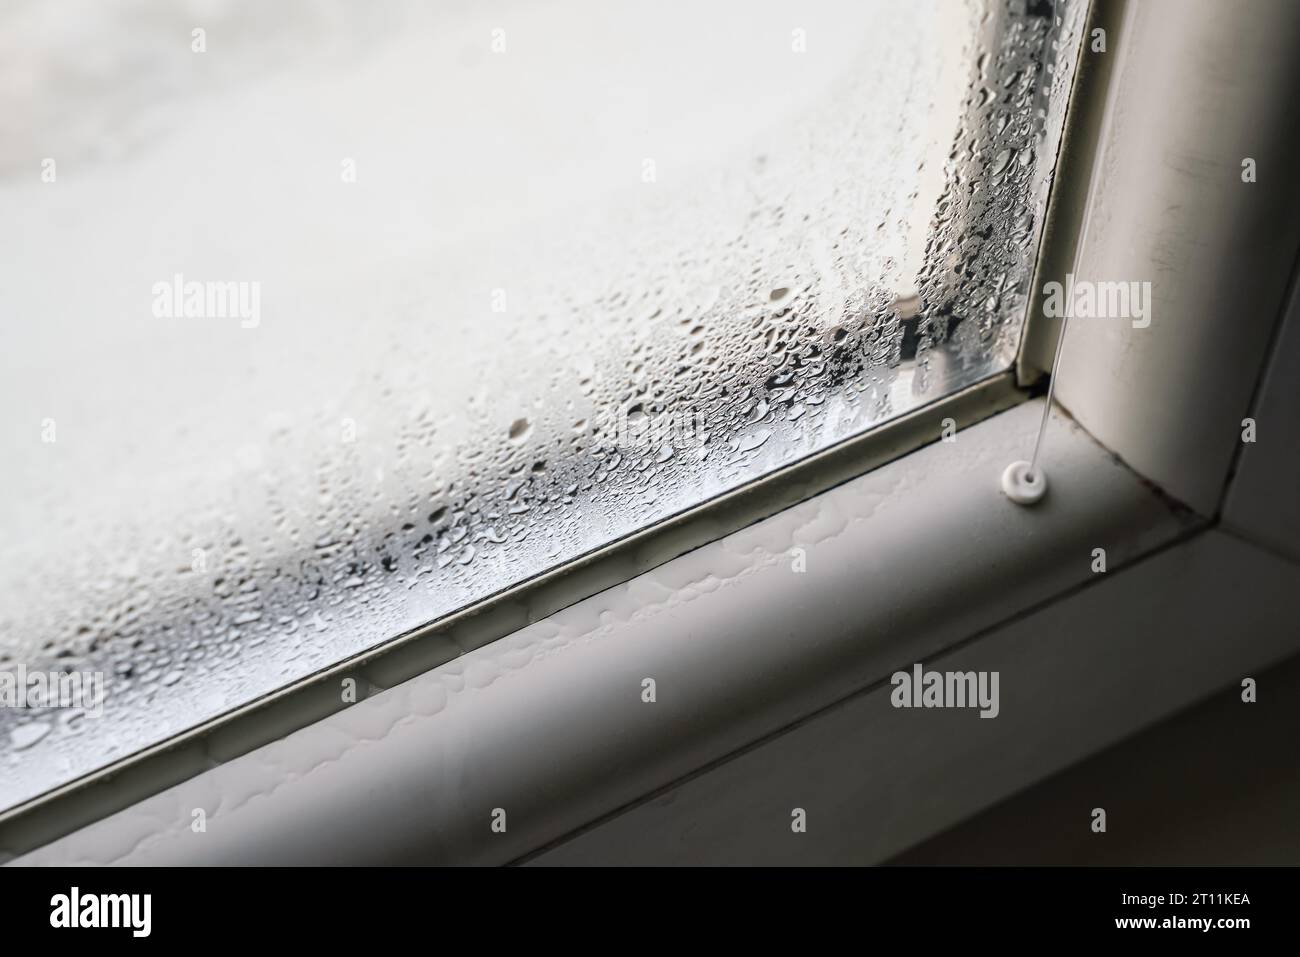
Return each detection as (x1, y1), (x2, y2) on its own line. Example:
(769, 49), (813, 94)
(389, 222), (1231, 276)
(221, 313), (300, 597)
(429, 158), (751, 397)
(10, 398), (1210, 865)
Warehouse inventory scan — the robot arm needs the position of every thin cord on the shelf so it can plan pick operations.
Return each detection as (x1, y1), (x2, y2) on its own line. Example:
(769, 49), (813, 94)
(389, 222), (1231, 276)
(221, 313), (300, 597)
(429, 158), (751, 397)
(1025, 0), (1115, 481)
(1027, 307), (1069, 479)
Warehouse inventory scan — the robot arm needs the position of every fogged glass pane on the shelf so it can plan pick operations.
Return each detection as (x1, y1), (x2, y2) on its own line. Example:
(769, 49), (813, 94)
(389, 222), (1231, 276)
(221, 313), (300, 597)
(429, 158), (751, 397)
(0, 0), (1083, 811)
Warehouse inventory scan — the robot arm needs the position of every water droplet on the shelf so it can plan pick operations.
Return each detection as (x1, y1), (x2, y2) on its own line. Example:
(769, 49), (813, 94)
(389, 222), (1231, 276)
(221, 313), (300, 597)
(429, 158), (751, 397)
(508, 418), (532, 443)
(12, 721), (51, 751)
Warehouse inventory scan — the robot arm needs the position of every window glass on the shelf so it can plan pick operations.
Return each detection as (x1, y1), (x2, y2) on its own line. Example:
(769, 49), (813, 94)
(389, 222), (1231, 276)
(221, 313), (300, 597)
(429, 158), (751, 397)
(0, 0), (1083, 811)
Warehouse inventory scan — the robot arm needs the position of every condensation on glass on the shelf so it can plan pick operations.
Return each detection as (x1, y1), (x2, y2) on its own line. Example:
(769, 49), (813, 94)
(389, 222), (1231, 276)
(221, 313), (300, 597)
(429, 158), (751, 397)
(0, 0), (1085, 812)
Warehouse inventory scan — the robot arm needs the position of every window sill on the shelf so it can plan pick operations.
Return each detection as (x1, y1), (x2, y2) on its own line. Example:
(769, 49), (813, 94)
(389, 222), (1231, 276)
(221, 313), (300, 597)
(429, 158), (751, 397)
(11, 398), (1207, 865)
